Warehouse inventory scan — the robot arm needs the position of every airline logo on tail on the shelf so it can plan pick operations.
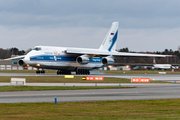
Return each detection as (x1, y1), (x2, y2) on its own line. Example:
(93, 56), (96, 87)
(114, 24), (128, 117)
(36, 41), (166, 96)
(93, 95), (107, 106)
(109, 39), (112, 44)
(108, 31), (118, 51)
(153, 57), (156, 65)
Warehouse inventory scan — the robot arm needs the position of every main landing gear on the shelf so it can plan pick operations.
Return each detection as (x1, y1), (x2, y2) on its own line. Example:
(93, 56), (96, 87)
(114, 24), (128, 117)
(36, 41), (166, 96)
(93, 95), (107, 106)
(56, 69), (90, 75)
(76, 69), (90, 75)
(57, 70), (71, 75)
(36, 69), (45, 74)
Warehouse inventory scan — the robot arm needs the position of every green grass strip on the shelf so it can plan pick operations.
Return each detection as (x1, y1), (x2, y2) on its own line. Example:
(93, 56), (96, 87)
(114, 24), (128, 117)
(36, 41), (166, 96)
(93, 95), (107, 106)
(0, 76), (171, 83)
(0, 76), (131, 83)
(0, 99), (180, 119)
(103, 70), (180, 74)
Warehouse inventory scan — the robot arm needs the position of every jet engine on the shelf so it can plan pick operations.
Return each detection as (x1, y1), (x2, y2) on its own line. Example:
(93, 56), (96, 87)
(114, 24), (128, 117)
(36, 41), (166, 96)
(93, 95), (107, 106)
(102, 56), (114, 65)
(18, 59), (27, 67)
(76, 55), (89, 64)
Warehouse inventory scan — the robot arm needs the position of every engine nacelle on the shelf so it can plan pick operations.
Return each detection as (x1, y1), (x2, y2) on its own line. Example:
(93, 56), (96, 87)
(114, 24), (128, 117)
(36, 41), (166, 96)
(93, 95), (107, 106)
(102, 57), (114, 65)
(76, 55), (89, 64)
(18, 60), (27, 67)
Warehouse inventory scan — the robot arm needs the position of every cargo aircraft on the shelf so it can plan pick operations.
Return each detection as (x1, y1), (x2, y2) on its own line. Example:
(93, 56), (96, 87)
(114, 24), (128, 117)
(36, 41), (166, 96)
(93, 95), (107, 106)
(14, 22), (171, 75)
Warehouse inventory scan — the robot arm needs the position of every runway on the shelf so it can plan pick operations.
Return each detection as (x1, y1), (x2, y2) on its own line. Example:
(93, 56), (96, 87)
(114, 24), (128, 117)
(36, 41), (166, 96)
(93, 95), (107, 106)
(0, 73), (180, 103)
(110, 74), (180, 81)
(1, 83), (180, 86)
(0, 73), (180, 81)
(0, 85), (180, 103)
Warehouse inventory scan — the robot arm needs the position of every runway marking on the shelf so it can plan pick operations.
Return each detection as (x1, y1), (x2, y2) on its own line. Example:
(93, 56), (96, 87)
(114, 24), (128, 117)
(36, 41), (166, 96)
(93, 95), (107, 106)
(0, 90), (179, 97)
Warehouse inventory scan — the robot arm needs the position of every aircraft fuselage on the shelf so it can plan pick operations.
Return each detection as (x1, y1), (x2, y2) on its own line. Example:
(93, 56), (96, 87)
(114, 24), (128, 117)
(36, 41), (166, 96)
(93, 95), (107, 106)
(24, 46), (103, 71)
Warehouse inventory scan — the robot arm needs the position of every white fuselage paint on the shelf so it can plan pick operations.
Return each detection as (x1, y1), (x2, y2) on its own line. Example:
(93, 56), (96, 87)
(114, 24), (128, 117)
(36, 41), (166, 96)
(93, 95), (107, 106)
(153, 64), (172, 69)
(24, 46), (103, 71)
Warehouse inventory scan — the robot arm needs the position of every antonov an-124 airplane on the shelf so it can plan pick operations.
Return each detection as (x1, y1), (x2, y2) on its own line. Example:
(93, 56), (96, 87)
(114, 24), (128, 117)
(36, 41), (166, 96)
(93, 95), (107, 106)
(15, 22), (171, 75)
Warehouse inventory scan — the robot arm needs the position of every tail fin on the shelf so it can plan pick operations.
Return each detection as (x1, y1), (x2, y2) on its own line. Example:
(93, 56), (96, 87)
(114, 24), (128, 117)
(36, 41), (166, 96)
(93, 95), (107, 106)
(99, 22), (119, 51)
(153, 57), (156, 65)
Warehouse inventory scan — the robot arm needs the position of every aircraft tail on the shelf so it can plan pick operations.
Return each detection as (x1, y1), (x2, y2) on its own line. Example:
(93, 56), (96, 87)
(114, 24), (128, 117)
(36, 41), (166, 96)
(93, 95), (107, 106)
(153, 57), (156, 65)
(99, 22), (119, 51)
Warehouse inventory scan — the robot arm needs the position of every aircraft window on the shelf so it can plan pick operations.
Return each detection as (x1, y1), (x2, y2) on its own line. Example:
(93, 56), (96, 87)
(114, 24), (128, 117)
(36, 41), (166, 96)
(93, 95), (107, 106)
(33, 47), (42, 51)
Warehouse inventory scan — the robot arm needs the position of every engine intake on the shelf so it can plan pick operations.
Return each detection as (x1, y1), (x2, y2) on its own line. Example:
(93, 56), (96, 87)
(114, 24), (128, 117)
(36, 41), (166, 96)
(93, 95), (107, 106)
(76, 55), (89, 64)
(102, 57), (114, 65)
(18, 60), (27, 67)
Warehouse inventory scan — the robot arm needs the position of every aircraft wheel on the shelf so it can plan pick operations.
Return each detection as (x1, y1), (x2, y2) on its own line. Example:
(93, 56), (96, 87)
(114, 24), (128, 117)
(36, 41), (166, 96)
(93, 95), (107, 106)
(41, 70), (45, 74)
(36, 70), (40, 74)
(85, 70), (88, 75)
(57, 71), (60, 75)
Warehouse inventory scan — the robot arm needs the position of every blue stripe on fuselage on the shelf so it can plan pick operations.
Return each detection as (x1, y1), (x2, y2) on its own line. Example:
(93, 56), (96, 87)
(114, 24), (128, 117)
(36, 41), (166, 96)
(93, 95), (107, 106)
(30, 55), (102, 63)
(30, 55), (76, 62)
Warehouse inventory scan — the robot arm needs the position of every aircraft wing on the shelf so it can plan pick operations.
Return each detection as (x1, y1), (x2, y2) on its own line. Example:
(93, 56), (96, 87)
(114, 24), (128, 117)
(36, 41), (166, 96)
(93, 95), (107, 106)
(4, 55), (25, 60)
(111, 52), (172, 57)
(66, 48), (172, 57)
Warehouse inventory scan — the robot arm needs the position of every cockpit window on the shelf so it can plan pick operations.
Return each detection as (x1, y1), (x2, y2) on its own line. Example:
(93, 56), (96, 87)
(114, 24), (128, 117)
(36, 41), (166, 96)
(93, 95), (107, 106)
(33, 47), (42, 51)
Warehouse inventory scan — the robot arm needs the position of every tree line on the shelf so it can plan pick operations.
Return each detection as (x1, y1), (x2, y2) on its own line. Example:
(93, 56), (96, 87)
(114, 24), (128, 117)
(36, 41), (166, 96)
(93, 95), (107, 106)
(117, 48), (180, 64)
(0, 48), (26, 59)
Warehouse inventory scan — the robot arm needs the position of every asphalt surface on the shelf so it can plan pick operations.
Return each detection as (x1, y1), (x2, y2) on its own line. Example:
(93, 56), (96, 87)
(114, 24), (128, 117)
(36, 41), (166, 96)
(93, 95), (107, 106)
(0, 85), (180, 103)
(1, 83), (180, 86)
(0, 73), (180, 81)
(0, 73), (180, 103)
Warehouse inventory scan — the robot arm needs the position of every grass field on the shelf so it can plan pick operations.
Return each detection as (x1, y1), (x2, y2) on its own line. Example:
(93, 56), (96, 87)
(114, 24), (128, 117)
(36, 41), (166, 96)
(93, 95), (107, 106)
(0, 70), (173, 92)
(0, 99), (180, 120)
(103, 70), (180, 74)
(0, 76), (169, 92)
(0, 76), (170, 83)
(0, 76), (131, 83)
(0, 70), (178, 119)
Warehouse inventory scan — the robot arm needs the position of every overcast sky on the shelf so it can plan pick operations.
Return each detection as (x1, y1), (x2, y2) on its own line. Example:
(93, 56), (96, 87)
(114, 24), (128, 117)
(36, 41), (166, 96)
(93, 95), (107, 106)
(0, 0), (180, 52)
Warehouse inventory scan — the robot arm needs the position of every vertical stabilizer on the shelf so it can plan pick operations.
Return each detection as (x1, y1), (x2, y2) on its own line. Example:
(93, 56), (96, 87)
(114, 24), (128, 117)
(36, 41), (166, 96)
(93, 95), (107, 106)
(153, 57), (156, 65)
(99, 22), (119, 51)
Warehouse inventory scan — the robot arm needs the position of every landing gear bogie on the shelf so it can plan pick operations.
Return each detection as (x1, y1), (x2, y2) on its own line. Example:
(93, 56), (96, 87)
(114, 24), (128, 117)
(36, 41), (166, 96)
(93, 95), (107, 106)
(36, 70), (45, 74)
(57, 70), (71, 75)
(76, 69), (90, 75)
